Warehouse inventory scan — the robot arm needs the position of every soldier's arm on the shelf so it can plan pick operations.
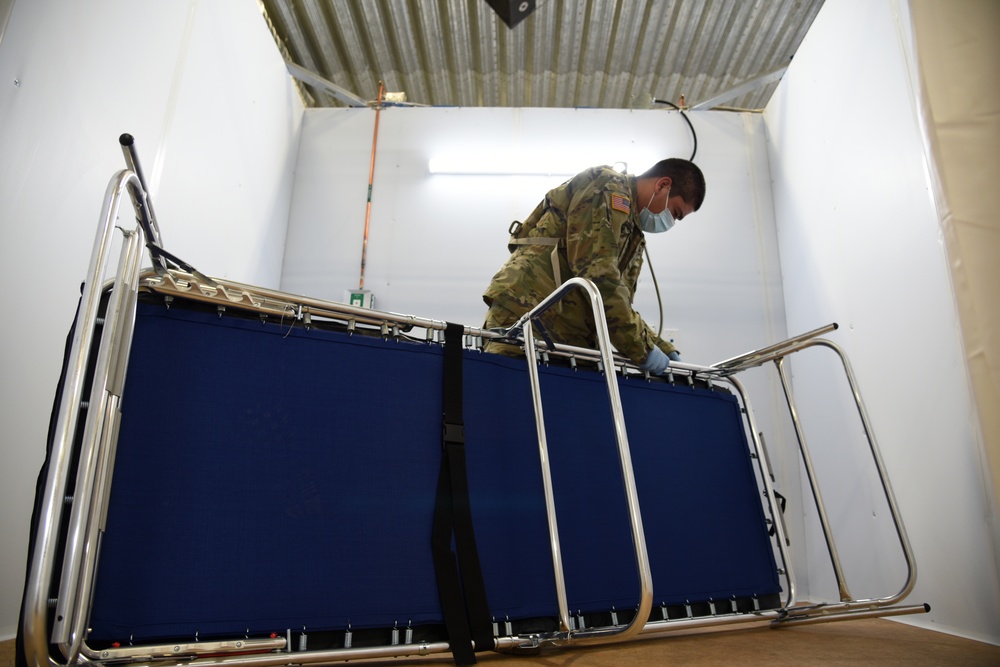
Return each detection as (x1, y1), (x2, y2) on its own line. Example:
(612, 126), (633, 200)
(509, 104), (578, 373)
(620, 246), (679, 357)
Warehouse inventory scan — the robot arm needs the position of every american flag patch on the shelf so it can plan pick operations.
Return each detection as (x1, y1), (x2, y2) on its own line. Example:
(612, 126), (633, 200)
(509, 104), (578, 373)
(611, 194), (630, 213)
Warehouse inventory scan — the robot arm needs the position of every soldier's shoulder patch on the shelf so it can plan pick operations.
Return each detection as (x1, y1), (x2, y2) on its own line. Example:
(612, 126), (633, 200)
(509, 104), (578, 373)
(610, 193), (630, 213)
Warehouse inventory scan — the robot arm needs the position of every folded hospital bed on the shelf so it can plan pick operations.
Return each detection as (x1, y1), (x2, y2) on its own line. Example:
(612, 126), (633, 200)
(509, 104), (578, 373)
(17, 136), (927, 667)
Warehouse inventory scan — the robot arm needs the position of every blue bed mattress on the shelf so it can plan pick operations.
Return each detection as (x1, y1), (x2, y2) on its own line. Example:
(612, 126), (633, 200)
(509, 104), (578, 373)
(87, 299), (780, 642)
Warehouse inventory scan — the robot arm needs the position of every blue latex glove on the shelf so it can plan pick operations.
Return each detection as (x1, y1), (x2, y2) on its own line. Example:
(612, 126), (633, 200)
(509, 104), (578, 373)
(668, 350), (681, 362)
(638, 346), (670, 375)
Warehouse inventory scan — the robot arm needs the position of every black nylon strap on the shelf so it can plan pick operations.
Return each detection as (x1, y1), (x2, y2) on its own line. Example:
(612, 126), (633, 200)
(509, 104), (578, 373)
(447, 440), (493, 651)
(441, 323), (465, 437)
(431, 323), (493, 665)
(432, 457), (476, 665)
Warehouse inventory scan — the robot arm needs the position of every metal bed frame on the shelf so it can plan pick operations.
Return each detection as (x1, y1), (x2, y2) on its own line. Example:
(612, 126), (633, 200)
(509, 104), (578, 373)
(20, 137), (927, 667)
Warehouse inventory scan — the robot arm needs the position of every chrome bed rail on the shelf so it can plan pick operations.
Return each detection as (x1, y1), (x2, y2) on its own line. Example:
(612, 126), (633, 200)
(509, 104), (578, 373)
(711, 329), (920, 626)
(514, 277), (654, 646)
(23, 163), (157, 665)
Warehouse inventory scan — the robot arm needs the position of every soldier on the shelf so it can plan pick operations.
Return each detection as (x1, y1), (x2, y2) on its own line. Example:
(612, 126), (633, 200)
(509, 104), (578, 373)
(482, 158), (706, 375)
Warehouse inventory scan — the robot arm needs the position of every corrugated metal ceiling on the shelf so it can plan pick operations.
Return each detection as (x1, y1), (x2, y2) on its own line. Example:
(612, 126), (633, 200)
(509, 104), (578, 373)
(260, 0), (825, 110)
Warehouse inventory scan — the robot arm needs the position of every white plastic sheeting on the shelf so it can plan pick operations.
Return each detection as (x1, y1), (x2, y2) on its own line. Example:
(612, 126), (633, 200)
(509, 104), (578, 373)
(910, 0), (1000, 588)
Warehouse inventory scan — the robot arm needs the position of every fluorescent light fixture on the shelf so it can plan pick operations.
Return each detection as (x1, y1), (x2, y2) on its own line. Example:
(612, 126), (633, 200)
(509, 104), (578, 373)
(428, 151), (659, 176)
(428, 154), (582, 176)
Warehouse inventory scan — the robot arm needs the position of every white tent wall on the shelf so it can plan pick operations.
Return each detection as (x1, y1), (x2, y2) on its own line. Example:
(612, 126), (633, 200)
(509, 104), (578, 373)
(0, 0), (302, 640)
(764, 0), (1000, 645)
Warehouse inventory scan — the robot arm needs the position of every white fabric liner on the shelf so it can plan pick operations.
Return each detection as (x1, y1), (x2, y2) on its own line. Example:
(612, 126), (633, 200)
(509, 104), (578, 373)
(909, 0), (1000, 543)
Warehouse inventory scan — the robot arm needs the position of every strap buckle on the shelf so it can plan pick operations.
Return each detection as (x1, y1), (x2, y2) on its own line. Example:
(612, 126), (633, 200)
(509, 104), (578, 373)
(443, 422), (465, 446)
(508, 220), (522, 236)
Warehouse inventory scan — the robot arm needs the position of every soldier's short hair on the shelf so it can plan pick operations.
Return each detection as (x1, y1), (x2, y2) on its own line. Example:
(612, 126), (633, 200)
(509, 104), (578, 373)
(639, 159), (706, 210)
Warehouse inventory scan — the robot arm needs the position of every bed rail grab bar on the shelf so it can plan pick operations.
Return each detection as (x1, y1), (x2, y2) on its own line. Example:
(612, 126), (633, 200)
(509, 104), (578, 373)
(22, 169), (146, 667)
(56, 224), (146, 664)
(712, 323), (839, 373)
(707, 323), (917, 617)
(521, 323), (571, 635)
(774, 354), (852, 602)
(774, 338), (917, 611)
(511, 276), (654, 645)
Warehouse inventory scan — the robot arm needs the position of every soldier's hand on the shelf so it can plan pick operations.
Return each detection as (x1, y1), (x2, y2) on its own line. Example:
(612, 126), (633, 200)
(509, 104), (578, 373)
(639, 346), (670, 375)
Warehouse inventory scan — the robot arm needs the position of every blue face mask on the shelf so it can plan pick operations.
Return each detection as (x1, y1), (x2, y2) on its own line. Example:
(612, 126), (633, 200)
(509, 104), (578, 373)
(638, 188), (675, 234)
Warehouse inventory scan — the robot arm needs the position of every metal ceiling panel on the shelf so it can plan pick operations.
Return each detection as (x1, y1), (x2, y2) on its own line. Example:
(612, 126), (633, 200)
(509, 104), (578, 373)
(260, 0), (825, 110)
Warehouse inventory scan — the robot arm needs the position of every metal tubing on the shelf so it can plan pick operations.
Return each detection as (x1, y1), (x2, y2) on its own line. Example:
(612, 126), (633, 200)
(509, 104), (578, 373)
(634, 603), (928, 640)
(522, 322), (572, 633)
(640, 609), (784, 636)
(140, 270), (762, 389)
(511, 277), (653, 645)
(775, 356), (853, 602)
(774, 603), (930, 628)
(68, 600), (928, 667)
(21, 169), (143, 667)
(564, 278), (653, 644)
(141, 270), (462, 338)
(723, 374), (797, 609)
(712, 323), (838, 372)
(61, 227), (146, 662)
(51, 215), (144, 651)
(140, 271), (711, 376)
(715, 334), (915, 611)
(118, 134), (165, 272)
(82, 637), (287, 662)
(99, 641), (455, 667)
(107, 234), (144, 398)
(783, 340), (917, 607)
(118, 136), (160, 241)
(61, 395), (118, 663)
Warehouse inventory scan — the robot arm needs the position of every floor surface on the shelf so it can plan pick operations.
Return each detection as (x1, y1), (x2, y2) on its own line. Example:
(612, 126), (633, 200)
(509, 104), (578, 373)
(5, 617), (999, 666)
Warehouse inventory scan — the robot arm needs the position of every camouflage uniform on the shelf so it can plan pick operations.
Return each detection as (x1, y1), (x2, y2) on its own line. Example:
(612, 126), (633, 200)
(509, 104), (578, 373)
(482, 165), (677, 364)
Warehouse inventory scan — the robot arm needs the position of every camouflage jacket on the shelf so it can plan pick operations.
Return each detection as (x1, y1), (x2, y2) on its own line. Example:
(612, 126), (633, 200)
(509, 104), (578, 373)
(482, 166), (676, 363)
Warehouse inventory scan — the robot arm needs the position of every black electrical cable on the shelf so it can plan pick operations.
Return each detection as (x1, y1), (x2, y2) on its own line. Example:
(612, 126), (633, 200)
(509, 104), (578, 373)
(643, 245), (665, 338)
(652, 98), (697, 162)
(645, 97), (698, 342)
